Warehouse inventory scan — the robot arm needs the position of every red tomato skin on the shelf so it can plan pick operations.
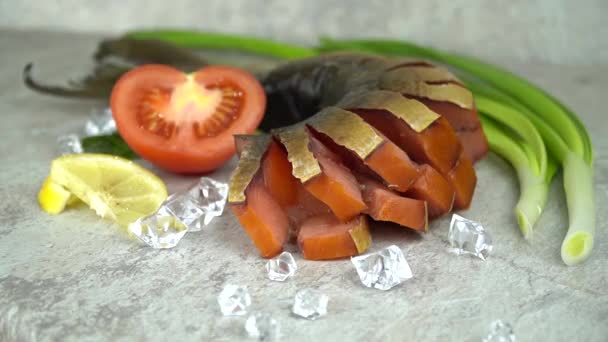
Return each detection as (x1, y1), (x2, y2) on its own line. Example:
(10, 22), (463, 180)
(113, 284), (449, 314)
(110, 64), (266, 174)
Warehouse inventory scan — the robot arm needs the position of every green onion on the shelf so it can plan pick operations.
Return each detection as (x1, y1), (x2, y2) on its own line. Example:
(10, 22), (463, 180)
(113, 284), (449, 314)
(458, 75), (564, 180)
(476, 97), (547, 177)
(479, 116), (549, 238)
(475, 97), (548, 237)
(465, 78), (553, 235)
(126, 30), (316, 60)
(561, 151), (595, 265)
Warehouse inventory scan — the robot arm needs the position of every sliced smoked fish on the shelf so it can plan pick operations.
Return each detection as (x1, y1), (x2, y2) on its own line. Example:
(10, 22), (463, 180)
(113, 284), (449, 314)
(337, 90), (473, 216)
(359, 177), (428, 232)
(448, 151), (477, 210)
(297, 214), (371, 260)
(405, 165), (455, 219)
(231, 175), (289, 258)
(261, 138), (332, 234)
(263, 140), (299, 208)
(306, 107), (420, 192)
(456, 126), (490, 163)
(272, 123), (366, 222)
(354, 109), (461, 174)
(304, 132), (367, 222)
(364, 139), (421, 192)
(414, 97), (489, 163)
(349, 104), (476, 211)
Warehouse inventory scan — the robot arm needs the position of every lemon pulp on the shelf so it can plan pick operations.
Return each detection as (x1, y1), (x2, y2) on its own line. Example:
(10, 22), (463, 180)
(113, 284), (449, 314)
(38, 153), (167, 226)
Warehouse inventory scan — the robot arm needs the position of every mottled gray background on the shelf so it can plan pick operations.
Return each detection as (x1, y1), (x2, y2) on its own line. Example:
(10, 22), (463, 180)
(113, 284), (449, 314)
(1, 0), (607, 65)
(1, 2), (608, 341)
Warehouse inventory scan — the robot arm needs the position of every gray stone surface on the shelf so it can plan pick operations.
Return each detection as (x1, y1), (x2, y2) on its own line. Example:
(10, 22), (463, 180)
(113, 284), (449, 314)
(1, 0), (608, 65)
(0, 30), (607, 341)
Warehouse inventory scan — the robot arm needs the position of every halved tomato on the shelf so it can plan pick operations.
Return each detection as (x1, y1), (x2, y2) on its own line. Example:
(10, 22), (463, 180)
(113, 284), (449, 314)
(110, 64), (266, 173)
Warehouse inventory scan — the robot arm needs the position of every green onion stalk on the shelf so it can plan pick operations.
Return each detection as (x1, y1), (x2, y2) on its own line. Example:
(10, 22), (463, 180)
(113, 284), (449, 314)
(124, 30), (596, 265)
(126, 30), (316, 60)
(459, 77), (559, 236)
(475, 97), (550, 239)
(479, 115), (549, 237)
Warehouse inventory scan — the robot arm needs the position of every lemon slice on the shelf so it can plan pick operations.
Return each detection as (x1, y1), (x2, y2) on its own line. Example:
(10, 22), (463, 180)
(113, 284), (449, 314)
(38, 154), (168, 226)
(38, 176), (74, 214)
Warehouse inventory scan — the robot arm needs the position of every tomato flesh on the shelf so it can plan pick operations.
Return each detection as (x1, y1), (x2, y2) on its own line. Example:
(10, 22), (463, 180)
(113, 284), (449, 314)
(110, 64), (266, 173)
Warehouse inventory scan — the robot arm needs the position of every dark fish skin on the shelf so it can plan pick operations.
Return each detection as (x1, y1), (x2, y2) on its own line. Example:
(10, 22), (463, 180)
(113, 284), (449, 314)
(260, 53), (390, 130)
(94, 38), (207, 72)
(23, 62), (129, 99)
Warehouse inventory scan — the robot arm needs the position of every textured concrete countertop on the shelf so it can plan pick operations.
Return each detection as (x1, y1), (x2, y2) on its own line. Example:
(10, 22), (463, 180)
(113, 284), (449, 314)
(0, 30), (607, 341)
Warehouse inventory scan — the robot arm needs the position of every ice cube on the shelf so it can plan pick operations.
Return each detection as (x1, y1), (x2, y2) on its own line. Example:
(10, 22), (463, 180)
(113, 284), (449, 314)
(57, 134), (83, 154)
(351, 245), (413, 291)
(217, 284), (251, 316)
(128, 206), (188, 249)
(162, 193), (204, 231)
(292, 288), (328, 320)
(245, 312), (279, 341)
(266, 252), (297, 282)
(482, 320), (515, 342)
(164, 177), (228, 232)
(84, 107), (116, 137)
(448, 214), (493, 260)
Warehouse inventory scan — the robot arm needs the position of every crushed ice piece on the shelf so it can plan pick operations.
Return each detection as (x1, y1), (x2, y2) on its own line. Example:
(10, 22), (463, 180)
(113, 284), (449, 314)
(482, 320), (515, 342)
(57, 108), (114, 155)
(128, 177), (227, 248)
(128, 206), (188, 249)
(84, 107), (116, 137)
(163, 177), (228, 232)
(245, 312), (279, 341)
(351, 245), (413, 291)
(57, 134), (83, 154)
(292, 288), (328, 320)
(266, 252), (297, 282)
(448, 214), (493, 260)
(217, 284), (251, 316)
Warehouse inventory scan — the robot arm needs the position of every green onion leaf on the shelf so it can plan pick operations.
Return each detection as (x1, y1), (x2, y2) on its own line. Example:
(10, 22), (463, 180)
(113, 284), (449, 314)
(126, 30), (317, 60)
